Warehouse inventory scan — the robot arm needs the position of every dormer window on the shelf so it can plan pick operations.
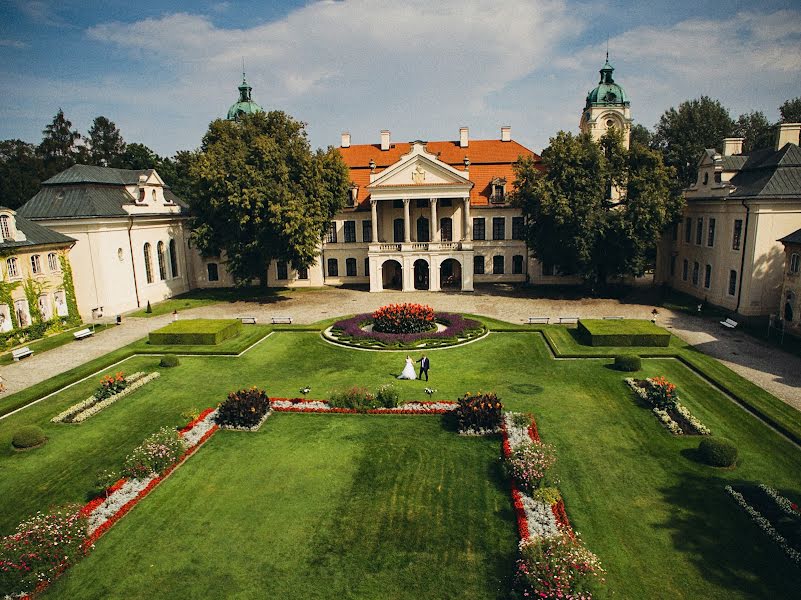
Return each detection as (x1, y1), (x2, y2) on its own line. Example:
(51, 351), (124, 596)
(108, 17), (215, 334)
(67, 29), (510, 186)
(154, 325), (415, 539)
(151, 189), (157, 203)
(703, 172), (709, 185)
(490, 177), (507, 203)
(348, 184), (358, 207)
(0, 215), (11, 240)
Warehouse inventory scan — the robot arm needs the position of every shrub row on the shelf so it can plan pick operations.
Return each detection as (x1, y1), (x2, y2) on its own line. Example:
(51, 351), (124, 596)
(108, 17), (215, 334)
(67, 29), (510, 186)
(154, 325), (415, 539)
(578, 319), (671, 347)
(327, 383), (400, 411)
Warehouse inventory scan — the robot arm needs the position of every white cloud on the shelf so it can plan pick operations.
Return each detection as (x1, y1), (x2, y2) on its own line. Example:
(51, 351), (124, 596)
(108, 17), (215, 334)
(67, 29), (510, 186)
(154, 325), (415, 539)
(15, 0), (74, 28)
(0, 39), (28, 48)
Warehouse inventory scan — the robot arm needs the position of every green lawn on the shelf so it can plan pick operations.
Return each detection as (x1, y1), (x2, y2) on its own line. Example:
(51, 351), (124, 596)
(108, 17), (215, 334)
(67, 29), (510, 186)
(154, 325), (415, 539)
(0, 329), (799, 598)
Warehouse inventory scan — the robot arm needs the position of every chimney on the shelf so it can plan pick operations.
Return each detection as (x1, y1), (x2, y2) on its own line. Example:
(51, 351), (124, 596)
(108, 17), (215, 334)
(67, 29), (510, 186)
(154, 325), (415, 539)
(777, 123), (801, 150)
(501, 126), (511, 142)
(722, 137), (744, 156)
(459, 127), (469, 148)
(380, 130), (390, 151)
(341, 132), (351, 148)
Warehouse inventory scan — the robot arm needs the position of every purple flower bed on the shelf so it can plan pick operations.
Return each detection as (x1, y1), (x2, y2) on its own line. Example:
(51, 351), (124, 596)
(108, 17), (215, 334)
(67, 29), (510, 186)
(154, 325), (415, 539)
(331, 313), (484, 347)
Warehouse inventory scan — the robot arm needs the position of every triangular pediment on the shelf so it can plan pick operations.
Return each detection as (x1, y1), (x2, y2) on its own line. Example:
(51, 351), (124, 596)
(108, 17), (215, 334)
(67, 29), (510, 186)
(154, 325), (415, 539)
(368, 142), (472, 190)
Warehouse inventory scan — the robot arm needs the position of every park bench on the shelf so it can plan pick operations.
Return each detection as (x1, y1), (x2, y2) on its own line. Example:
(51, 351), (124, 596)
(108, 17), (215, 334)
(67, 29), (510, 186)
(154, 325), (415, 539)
(12, 346), (33, 361)
(602, 316), (624, 320)
(720, 318), (739, 329)
(73, 328), (93, 340)
(526, 317), (550, 324)
(271, 316), (293, 325)
(239, 316), (258, 324)
(558, 316), (579, 324)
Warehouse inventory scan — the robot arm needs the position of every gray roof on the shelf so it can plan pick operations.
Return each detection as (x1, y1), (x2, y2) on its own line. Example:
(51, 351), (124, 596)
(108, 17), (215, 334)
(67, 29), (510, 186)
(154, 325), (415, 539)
(729, 144), (801, 199)
(779, 227), (801, 245)
(722, 155), (748, 171)
(18, 164), (188, 220)
(0, 209), (74, 250)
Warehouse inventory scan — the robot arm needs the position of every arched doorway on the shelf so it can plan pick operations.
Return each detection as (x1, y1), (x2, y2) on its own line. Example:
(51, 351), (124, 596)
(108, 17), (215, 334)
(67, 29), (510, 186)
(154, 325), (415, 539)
(382, 260), (402, 290)
(440, 259), (462, 290)
(414, 259), (429, 290)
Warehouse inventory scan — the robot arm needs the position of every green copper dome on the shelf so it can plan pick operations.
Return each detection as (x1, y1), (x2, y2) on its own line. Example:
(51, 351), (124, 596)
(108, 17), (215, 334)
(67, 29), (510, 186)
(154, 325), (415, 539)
(227, 74), (264, 121)
(585, 60), (629, 109)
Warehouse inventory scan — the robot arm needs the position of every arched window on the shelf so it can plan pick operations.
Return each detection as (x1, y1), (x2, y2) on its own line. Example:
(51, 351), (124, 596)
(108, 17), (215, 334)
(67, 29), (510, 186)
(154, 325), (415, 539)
(6, 257), (19, 278)
(416, 216), (429, 243)
(168, 239), (179, 278)
(151, 189), (157, 203)
(346, 257), (357, 276)
(48, 252), (59, 272)
(143, 243), (153, 284)
(791, 253), (800, 274)
(157, 241), (167, 280)
(0, 215), (10, 240)
(327, 258), (338, 277)
(30, 254), (42, 275)
(440, 217), (452, 242)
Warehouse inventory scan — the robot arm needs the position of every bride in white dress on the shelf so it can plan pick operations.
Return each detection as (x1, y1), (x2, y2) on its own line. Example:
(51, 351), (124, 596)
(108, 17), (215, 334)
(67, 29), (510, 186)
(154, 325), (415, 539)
(397, 355), (417, 380)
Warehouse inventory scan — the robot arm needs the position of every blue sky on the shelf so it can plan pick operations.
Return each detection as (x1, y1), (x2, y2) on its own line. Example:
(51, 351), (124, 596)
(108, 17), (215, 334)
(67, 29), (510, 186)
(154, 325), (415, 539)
(1, 0), (799, 157)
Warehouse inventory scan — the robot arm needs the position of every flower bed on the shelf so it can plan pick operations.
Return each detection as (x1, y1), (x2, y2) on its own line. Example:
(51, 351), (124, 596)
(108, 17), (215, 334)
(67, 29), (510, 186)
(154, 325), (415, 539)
(625, 377), (711, 435)
(371, 303), (435, 334)
(270, 397), (456, 415)
(455, 392), (503, 434)
(325, 312), (486, 349)
(51, 372), (160, 424)
(215, 387), (271, 431)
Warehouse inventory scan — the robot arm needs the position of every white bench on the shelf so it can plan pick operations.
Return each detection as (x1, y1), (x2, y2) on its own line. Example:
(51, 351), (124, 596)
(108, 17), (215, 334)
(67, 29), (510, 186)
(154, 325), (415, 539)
(527, 317), (550, 324)
(558, 316), (579, 324)
(602, 316), (624, 320)
(239, 316), (257, 325)
(12, 346), (33, 361)
(720, 318), (739, 329)
(271, 316), (293, 324)
(73, 328), (93, 340)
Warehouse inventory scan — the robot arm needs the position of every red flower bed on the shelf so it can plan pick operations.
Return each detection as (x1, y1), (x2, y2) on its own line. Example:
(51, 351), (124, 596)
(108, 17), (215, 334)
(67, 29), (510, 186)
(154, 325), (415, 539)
(527, 420), (540, 443)
(551, 499), (575, 538)
(371, 303), (435, 334)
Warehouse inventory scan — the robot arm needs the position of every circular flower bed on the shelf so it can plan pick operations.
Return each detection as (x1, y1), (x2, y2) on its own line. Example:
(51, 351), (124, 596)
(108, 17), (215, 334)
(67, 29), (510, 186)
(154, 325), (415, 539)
(325, 310), (486, 350)
(372, 303), (435, 334)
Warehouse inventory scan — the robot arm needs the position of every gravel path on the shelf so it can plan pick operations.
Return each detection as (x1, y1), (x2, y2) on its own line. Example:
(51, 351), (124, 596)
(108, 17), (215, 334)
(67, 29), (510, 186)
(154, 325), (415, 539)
(2, 285), (799, 413)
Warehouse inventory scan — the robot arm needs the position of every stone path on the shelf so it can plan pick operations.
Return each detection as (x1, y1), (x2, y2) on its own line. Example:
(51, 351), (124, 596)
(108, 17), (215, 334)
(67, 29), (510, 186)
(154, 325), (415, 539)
(2, 286), (800, 413)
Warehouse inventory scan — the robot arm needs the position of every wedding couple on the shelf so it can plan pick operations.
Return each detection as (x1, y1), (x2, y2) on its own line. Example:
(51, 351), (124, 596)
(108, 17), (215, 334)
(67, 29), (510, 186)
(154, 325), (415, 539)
(398, 354), (430, 381)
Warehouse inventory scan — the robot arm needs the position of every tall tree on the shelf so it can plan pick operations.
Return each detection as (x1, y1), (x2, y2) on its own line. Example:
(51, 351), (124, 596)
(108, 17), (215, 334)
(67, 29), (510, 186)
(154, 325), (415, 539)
(158, 150), (197, 201)
(651, 96), (734, 187)
(87, 116), (126, 166)
(629, 123), (652, 148)
(733, 111), (774, 153)
(513, 130), (681, 286)
(779, 97), (801, 123)
(37, 109), (80, 173)
(189, 112), (349, 284)
(0, 140), (44, 209)
(112, 143), (162, 170)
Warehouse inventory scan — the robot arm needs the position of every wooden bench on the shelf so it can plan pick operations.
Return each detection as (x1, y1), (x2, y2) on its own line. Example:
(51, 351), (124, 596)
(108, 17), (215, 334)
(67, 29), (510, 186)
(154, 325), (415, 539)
(271, 316), (293, 325)
(526, 317), (550, 324)
(73, 327), (93, 340)
(720, 318), (739, 329)
(602, 316), (624, 320)
(12, 346), (33, 361)
(558, 316), (579, 324)
(239, 316), (257, 325)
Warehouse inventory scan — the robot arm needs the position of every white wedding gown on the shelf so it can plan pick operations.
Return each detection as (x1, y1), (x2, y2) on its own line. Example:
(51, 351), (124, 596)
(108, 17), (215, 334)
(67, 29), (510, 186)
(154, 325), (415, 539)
(398, 358), (417, 380)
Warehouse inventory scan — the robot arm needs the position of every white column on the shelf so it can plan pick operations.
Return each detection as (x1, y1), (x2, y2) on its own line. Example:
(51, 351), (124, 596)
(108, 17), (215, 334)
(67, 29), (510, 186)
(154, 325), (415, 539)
(463, 197), (472, 241)
(403, 198), (411, 243)
(430, 256), (441, 291)
(402, 256), (414, 291)
(370, 199), (378, 243)
(430, 198), (439, 242)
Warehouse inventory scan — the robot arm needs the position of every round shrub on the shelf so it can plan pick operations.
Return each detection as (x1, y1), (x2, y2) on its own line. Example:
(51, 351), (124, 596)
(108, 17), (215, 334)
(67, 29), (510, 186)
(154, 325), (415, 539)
(215, 387), (271, 429)
(159, 354), (180, 368)
(698, 438), (738, 467)
(613, 354), (641, 372)
(12, 426), (47, 449)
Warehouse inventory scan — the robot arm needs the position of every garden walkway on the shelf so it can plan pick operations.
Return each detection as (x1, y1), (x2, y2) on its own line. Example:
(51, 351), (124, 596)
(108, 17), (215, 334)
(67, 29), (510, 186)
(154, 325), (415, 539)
(2, 286), (800, 412)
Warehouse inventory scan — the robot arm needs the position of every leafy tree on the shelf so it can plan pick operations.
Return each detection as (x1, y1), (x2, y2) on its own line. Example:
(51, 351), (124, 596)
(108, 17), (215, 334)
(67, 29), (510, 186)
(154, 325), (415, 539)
(158, 150), (197, 201)
(629, 123), (652, 148)
(652, 96), (734, 187)
(733, 111), (774, 153)
(112, 142), (162, 170)
(37, 109), (80, 173)
(87, 116), (126, 166)
(779, 97), (801, 123)
(0, 140), (44, 209)
(513, 130), (682, 286)
(189, 112), (350, 284)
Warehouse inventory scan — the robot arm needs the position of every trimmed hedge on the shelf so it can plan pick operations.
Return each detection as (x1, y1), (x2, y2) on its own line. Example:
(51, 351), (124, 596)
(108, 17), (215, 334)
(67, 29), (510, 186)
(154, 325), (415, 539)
(12, 426), (47, 449)
(698, 438), (738, 467)
(613, 355), (642, 372)
(578, 319), (670, 347)
(148, 319), (242, 346)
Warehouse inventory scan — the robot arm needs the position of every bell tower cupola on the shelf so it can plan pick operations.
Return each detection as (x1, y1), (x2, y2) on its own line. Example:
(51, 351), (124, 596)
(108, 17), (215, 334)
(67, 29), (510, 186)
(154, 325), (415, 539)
(580, 53), (633, 148)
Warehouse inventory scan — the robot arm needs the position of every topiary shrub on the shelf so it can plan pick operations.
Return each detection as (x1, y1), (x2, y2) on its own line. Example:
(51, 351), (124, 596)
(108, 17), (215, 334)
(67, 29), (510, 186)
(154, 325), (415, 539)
(698, 438), (738, 467)
(11, 426), (46, 449)
(145, 300), (152, 313)
(614, 355), (641, 372)
(215, 387), (271, 429)
(159, 355), (180, 368)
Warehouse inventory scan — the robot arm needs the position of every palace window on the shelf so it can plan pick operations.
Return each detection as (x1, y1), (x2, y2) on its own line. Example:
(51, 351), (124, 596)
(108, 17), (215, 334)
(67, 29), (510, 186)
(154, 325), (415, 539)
(490, 177), (506, 203)
(707, 218), (716, 247)
(143, 243), (153, 284)
(440, 217), (452, 242)
(48, 252), (59, 272)
(0, 215), (10, 240)
(473, 255), (485, 275)
(416, 216), (430, 243)
(277, 262), (288, 280)
(512, 255), (524, 274)
(472, 218), (485, 241)
(695, 218), (703, 245)
(343, 221), (356, 243)
(732, 219), (743, 250)
(393, 219), (404, 243)
(364, 258), (369, 277)
(682, 259), (688, 281)
(327, 258), (339, 277)
(157, 241), (167, 280)
(346, 257), (357, 277)
(493, 255), (505, 274)
(207, 262), (219, 282)
(684, 217), (692, 243)
(298, 266), (308, 280)
(704, 264), (712, 289)
(326, 223), (337, 244)
(692, 261), (699, 286)
(728, 270), (737, 296)
(362, 220), (372, 243)
(791, 253), (800, 274)
(6, 257), (19, 278)
(492, 217), (505, 240)
(512, 217), (524, 240)
(30, 254), (42, 275)
(169, 239), (179, 278)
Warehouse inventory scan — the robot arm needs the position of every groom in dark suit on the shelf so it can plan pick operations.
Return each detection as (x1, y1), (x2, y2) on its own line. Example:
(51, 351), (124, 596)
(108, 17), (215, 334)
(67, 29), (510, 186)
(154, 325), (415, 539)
(417, 355), (430, 381)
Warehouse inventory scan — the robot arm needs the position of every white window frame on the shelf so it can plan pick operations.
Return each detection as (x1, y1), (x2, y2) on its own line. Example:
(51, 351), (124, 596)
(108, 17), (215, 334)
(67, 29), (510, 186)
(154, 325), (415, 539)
(48, 252), (59, 272)
(6, 257), (19, 278)
(30, 254), (42, 275)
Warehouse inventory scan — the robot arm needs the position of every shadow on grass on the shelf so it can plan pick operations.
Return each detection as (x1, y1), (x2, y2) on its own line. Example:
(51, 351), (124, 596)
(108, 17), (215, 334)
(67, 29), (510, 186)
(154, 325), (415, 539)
(655, 471), (801, 598)
(508, 383), (544, 396)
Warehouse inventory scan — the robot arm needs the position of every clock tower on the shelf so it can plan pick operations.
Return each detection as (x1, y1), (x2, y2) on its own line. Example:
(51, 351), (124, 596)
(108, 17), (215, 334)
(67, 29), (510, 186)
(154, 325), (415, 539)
(580, 54), (632, 148)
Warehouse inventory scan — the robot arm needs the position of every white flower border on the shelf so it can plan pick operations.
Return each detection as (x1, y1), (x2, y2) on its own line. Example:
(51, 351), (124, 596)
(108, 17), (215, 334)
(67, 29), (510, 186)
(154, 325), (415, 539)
(759, 484), (801, 519)
(624, 378), (711, 436)
(726, 485), (801, 564)
(52, 372), (159, 424)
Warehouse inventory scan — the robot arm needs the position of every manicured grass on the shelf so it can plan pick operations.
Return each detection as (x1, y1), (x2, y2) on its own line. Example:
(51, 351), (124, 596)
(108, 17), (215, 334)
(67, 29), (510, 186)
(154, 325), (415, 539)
(46, 416), (516, 599)
(577, 318), (671, 347)
(0, 324), (112, 366)
(148, 318), (242, 345)
(1, 329), (800, 597)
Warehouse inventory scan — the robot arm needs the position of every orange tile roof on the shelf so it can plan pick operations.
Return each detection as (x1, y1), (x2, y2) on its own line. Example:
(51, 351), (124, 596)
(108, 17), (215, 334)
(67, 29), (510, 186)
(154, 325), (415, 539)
(339, 139), (541, 207)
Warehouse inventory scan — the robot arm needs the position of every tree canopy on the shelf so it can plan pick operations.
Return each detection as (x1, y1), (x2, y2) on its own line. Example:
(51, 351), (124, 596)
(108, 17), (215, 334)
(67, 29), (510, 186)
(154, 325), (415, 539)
(733, 111), (775, 154)
(780, 97), (801, 123)
(37, 109), (81, 173)
(513, 130), (682, 286)
(189, 111), (350, 284)
(88, 116), (126, 166)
